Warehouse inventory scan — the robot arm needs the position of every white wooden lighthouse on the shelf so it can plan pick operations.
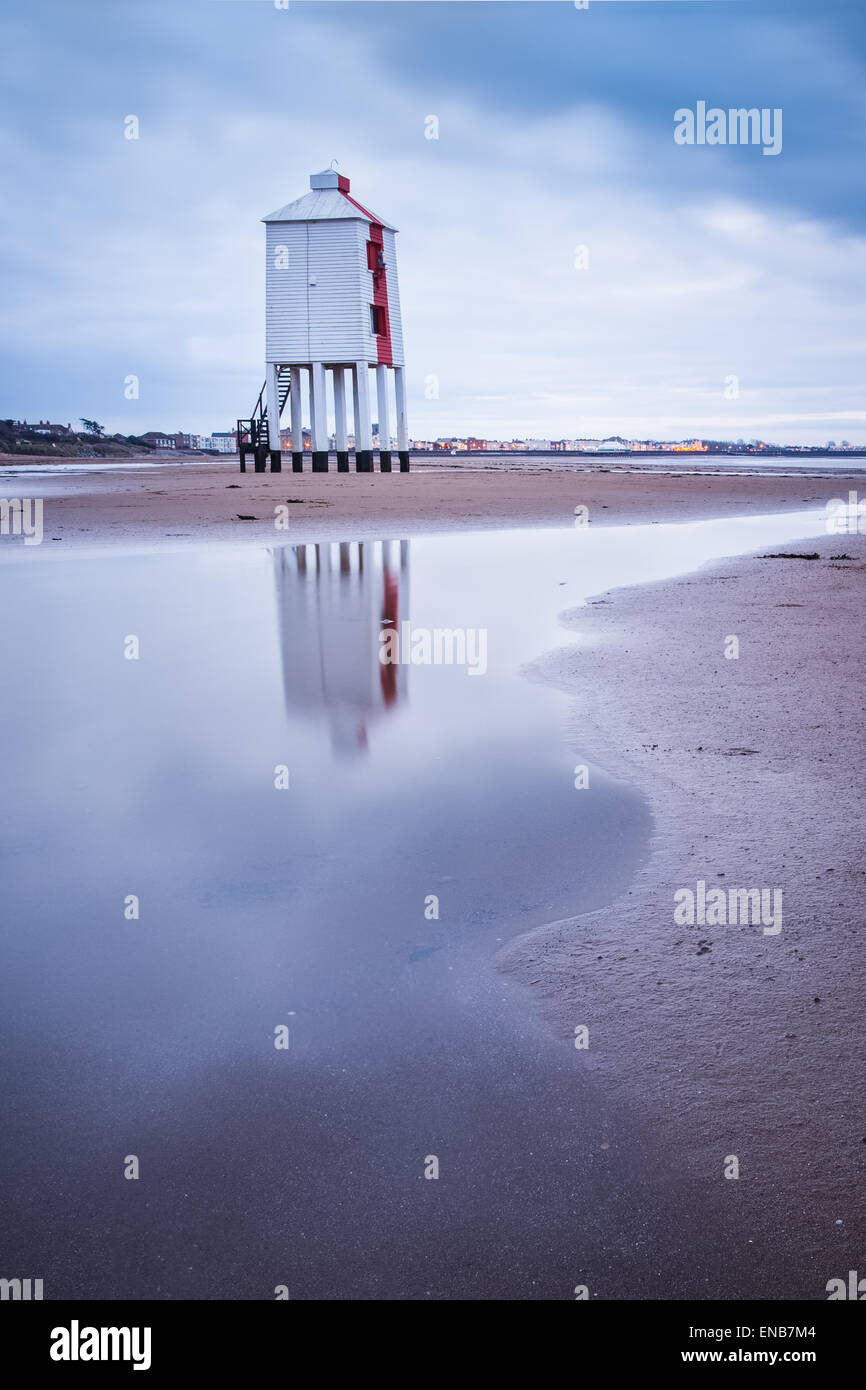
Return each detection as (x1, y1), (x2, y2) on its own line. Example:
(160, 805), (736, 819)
(238, 169), (409, 474)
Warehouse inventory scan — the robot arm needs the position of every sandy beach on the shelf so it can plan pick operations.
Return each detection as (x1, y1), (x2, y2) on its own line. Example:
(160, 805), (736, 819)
(502, 524), (866, 1297)
(2, 457), (863, 1299)
(0, 454), (862, 554)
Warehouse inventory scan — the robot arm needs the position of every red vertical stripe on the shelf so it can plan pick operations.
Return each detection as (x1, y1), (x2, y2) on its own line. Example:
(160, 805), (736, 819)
(342, 192), (394, 366)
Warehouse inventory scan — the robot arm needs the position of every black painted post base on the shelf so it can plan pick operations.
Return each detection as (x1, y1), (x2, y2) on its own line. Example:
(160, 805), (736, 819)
(398, 451), (410, 472)
(312, 451), (329, 472)
(292, 452), (303, 472)
(356, 450), (373, 473)
(239, 449), (247, 473)
(269, 450), (282, 473)
(379, 450), (392, 472)
(336, 451), (349, 472)
(254, 447), (267, 473)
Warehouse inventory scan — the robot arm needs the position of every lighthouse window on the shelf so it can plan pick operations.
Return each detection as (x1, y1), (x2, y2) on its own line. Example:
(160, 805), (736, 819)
(370, 305), (385, 336)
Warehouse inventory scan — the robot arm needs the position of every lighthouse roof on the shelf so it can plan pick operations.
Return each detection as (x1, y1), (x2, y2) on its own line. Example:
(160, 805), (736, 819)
(262, 171), (396, 230)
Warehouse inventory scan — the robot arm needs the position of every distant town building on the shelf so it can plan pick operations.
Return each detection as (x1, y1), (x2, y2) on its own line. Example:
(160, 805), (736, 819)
(550, 438), (603, 451)
(371, 428), (396, 450)
(139, 431), (178, 449)
(139, 430), (203, 450)
(16, 419), (72, 436)
(281, 426), (311, 451)
(208, 432), (238, 454)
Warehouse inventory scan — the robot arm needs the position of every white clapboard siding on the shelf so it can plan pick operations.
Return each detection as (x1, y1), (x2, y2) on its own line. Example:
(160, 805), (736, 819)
(266, 219), (371, 363)
(309, 220), (370, 363)
(265, 222), (310, 362)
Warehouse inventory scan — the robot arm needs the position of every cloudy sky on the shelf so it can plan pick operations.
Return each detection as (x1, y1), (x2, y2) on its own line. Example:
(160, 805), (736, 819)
(1, 0), (865, 444)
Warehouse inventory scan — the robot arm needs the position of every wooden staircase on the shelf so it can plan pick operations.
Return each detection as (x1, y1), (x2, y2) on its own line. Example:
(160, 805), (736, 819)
(237, 368), (291, 472)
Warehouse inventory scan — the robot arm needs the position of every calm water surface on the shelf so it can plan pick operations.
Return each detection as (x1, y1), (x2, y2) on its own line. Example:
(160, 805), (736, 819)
(0, 512), (829, 1298)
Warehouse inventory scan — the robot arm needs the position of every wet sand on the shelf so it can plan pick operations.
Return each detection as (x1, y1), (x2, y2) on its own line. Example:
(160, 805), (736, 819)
(0, 454), (862, 554)
(501, 529), (866, 1297)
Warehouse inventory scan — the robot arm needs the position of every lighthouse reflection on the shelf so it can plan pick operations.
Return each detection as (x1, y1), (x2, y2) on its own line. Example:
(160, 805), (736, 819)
(272, 539), (409, 756)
